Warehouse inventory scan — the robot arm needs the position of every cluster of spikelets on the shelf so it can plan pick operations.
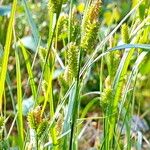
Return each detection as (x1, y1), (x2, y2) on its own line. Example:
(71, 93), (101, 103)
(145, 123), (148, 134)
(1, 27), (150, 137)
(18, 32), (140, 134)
(27, 106), (48, 138)
(38, 47), (47, 63)
(58, 43), (79, 96)
(58, 1), (102, 95)
(56, 10), (80, 43)
(100, 76), (113, 112)
(81, 0), (101, 53)
(121, 7), (150, 45)
(100, 23), (130, 111)
(106, 36), (121, 79)
(121, 23), (129, 43)
(67, 42), (79, 79)
(59, 74), (69, 97)
(57, 13), (69, 41)
(138, 20), (150, 44)
(102, 19), (149, 113)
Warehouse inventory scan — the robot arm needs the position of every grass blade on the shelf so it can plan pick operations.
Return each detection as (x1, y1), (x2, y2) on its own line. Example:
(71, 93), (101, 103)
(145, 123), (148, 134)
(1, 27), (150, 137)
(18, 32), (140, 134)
(20, 43), (37, 100)
(22, 0), (40, 48)
(0, 0), (17, 112)
(15, 49), (24, 149)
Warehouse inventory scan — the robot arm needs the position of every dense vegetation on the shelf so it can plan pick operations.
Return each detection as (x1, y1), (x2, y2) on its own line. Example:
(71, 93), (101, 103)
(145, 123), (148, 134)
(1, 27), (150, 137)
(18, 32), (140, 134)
(0, 0), (150, 149)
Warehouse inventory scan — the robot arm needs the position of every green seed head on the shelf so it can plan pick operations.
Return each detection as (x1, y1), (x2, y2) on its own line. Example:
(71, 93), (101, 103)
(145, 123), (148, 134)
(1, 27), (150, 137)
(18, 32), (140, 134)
(37, 120), (48, 138)
(58, 74), (69, 96)
(67, 42), (79, 78)
(81, 0), (101, 52)
(101, 88), (113, 111)
(121, 23), (129, 43)
(57, 13), (69, 41)
(27, 106), (42, 129)
(81, 21), (99, 52)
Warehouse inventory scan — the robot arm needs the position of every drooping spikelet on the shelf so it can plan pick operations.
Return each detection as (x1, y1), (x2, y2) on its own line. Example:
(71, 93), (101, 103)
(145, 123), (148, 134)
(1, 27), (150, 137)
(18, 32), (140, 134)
(38, 47), (47, 63)
(89, 0), (101, 22)
(104, 76), (111, 89)
(100, 88), (113, 112)
(70, 8), (81, 43)
(139, 27), (150, 44)
(81, 0), (101, 52)
(27, 106), (42, 129)
(27, 106), (49, 141)
(67, 42), (79, 78)
(106, 36), (120, 80)
(58, 74), (69, 96)
(121, 23), (129, 43)
(82, 0), (101, 29)
(71, 18), (81, 43)
(81, 22), (99, 52)
(56, 11), (80, 43)
(37, 120), (48, 138)
(106, 52), (120, 80)
(57, 13), (69, 41)
(55, 114), (63, 136)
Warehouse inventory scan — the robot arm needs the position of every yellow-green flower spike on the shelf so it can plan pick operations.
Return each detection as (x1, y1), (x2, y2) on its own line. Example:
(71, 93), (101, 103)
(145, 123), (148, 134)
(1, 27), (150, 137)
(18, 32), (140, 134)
(81, 0), (101, 52)
(121, 23), (129, 43)
(37, 120), (48, 137)
(67, 43), (79, 78)
(81, 21), (99, 52)
(27, 106), (42, 129)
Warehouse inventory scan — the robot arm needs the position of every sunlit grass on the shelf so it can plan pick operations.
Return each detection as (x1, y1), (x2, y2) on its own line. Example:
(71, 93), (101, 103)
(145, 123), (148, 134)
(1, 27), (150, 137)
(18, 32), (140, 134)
(0, 0), (150, 150)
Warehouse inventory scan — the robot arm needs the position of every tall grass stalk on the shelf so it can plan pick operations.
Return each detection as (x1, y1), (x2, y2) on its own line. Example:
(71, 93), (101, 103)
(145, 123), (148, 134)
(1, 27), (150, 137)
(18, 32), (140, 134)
(15, 49), (24, 149)
(20, 43), (37, 100)
(0, 0), (17, 112)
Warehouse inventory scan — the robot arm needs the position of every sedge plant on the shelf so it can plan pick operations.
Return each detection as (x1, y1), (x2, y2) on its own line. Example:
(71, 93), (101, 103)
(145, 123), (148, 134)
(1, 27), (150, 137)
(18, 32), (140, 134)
(0, 0), (150, 150)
